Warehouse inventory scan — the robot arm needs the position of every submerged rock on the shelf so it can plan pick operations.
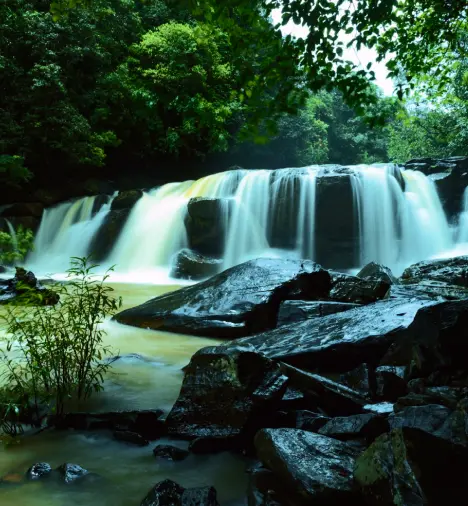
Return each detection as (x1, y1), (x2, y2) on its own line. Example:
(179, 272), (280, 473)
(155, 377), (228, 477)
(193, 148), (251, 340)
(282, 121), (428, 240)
(255, 428), (360, 504)
(141, 479), (219, 506)
(56, 463), (89, 484)
(26, 463), (52, 481)
(357, 262), (399, 285)
(0, 267), (59, 305)
(170, 249), (222, 280)
(113, 430), (149, 446)
(114, 258), (331, 338)
(165, 347), (288, 442)
(153, 445), (189, 461)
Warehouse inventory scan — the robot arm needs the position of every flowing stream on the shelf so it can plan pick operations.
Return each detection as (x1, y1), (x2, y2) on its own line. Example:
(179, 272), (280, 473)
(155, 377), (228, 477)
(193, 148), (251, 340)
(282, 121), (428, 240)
(0, 283), (247, 506)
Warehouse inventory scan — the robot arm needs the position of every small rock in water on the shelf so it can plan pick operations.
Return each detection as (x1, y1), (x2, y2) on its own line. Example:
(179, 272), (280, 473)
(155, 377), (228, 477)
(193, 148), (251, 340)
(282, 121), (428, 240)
(56, 463), (89, 484)
(26, 462), (52, 481)
(153, 444), (189, 461)
(113, 430), (149, 446)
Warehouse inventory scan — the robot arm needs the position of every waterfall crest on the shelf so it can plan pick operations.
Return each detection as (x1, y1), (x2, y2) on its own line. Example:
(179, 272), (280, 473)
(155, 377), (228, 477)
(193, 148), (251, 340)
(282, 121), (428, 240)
(28, 164), (458, 280)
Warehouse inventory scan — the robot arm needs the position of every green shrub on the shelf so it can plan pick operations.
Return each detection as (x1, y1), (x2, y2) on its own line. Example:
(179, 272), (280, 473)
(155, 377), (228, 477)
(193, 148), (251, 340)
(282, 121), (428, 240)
(0, 225), (35, 266)
(0, 258), (122, 434)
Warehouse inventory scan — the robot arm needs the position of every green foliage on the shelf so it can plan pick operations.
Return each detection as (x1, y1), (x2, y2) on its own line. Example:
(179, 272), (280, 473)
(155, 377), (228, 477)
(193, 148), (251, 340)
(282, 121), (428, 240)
(0, 156), (32, 187)
(0, 257), (122, 434)
(0, 226), (35, 266)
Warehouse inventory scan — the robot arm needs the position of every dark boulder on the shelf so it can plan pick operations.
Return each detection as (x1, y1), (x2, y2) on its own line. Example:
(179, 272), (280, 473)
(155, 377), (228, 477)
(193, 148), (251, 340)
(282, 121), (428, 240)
(141, 479), (219, 506)
(395, 386), (467, 411)
(185, 197), (232, 257)
(26, 462), (52, 481)
(114, 258), (331, 338)
(339, 364), (371, 397)
(0, 267), (59, 305)
(113, 430), (149, 446)
(170, 249), (222, 280)
(88, 208), (131, 262)
(357, 262), (398, 285)
(153, 444), (189, 461)
(292, 410), (329, 432)
(375, 366), (408, 401)
(354, 429), (426, 506)
(56, 463), (89, 484)
(277, 300), (360, 327)
(401, 256), (468, 288)
(165, 347), (288, 443)
(329, 272), (390, 304)
(318, 413), (389, 443)
(0, 265), (7, 274)
(255, 428), (360, 504)
(110, 189), (143, 211)
(0, 202), (44, 218)
(281, 364), (367, 416)
(229, 297), (468, 373)
(247, 463), (286, 506)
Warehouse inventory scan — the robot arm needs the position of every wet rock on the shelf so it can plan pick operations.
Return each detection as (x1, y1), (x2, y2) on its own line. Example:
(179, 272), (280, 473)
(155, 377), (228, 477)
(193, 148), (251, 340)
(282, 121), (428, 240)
(278, 388), (311, 411)
(56, 463), (89, 484)
(357, 262), (399, 285)
(293, 410), (329, 432)
(375, 366), (408, 401)
(255, 428), (360, 504)
(170, 249), (222, 280)
(55, 409), (165, 439)
(230, 297), (468, 373)
(282, 364), (367, 415)
(26, 462), (52, 481)
(141, 479), (219, 506)
(185, 197), (232, 257)
(88, 208), (131, 262)
(363, 403), (394, 416)
(354, 429), (426, 506)
(247, 464), (286, 506)
(153, 444), (189, 461)
(277, 300), (359, 326)
(0, 267), (59, 305)
(114, 258), (331, 338)
(396, 386), (467, 411)
(113, 430), (149, 446)
(0, 265), (6, 274)
(388, 404), (467, 450)
(188, 436), (238, 454)
(110, 189), (142, 211)
(401, 256), (468, 288)
(329, 272), (390, 304)
(318, 413), (389, 443)
(166, 347), (288, 442)
(339, 364), (370, 397)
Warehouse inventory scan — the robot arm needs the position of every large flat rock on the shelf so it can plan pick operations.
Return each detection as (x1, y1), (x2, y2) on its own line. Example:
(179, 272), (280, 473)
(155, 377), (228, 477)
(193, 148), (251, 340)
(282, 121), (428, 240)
(114, 258), (331, 338)
(227, 297), (468, 372)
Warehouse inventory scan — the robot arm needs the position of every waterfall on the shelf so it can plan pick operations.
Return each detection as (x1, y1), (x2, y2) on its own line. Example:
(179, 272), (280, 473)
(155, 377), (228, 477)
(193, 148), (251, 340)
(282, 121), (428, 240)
(351, 165), (452, 271)
(27, 164), (455, 280)
(27, 194), (114, 273)
(5, 219), (18, 257)
(457, 187), (468, 244)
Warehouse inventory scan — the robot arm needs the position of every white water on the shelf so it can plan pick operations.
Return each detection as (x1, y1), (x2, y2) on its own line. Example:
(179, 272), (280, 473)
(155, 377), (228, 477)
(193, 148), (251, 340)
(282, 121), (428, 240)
(28, 164), (460, 280)
(27, 195), (114, 273)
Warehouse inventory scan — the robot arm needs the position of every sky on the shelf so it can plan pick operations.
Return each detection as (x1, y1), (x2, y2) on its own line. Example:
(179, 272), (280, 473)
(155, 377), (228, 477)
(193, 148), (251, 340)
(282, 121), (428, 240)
(271, 9), (395, 96)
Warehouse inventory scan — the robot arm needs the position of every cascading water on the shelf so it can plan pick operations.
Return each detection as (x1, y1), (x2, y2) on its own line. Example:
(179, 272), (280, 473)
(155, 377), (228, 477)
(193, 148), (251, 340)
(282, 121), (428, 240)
(457, 187), (468, 244)
(29, 164), (455, 280)
(351, 165), (452, 272)
(27, 194), (115, 273)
